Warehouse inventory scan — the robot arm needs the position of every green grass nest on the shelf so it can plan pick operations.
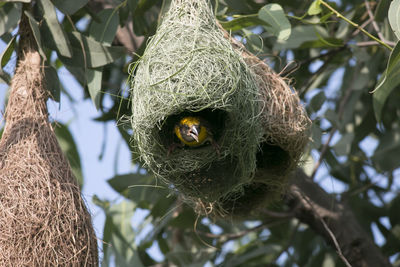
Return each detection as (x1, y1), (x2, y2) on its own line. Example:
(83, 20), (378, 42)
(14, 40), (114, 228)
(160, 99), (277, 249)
(130, 0), (311, 212)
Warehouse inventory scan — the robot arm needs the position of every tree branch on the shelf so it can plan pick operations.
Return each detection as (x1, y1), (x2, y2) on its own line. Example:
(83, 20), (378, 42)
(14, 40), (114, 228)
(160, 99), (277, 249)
(286, 169), (391, 267)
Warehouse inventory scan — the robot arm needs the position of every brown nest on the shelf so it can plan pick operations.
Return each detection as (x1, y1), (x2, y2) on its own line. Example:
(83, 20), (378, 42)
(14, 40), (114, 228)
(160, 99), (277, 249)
(0, 17), (98, 266)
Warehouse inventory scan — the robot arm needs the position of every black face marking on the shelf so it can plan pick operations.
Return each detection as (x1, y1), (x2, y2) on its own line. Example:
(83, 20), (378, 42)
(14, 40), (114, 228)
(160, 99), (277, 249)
(180, 124), (200, 142)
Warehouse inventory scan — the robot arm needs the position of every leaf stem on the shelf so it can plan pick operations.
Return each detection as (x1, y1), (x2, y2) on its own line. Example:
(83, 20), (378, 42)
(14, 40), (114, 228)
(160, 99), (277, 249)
(319, 0), (393, 51)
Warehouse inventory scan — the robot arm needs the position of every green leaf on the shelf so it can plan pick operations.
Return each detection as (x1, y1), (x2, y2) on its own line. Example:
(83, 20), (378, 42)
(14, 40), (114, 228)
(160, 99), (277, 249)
(0, 3), (21, 37)
(3, 0), (31, 2)
(58, 31), (125, 68)
(100, 201), (145, 267)
(258, 3), (291, 40)
(52, 0), (88, 15)
(274, 25), (328, 50)
(0, 36), (15, 69)
(333, 133), (354, 156)
(308, 0), (322, 16)
(389, 0), (400, 40)
(0, 35), (15, 83)
(86, 68), (103, 109)
(375, 0), (391, 22)
(372, 130), (400, 171)
(54, 123), (83, 187)
(127, 0), (139, 14)
(44, 65), (61, 102)
(219, 16), (267, 32)
(373, 41), (400, 121)
(107, 173), (166, 206)
(309, 91), (326, 113)
(38, 0), (73, 58)
(89, 9), (119, 46)
(24, 11), (47, 60)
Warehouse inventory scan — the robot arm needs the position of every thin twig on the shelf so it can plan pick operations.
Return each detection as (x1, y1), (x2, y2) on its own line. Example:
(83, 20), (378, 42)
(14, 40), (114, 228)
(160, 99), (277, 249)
(319, 0), (392, 50)
(311, 65), (355, 179)
(364, 0), (385, 42)
(319, 213), (352, 267)
(356, 40), (396, 47)
(197, 220), (287, 242)
(299, 191), (352, 267)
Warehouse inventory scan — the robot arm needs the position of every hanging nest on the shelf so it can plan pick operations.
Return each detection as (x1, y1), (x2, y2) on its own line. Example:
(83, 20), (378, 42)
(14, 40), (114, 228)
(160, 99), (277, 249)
(131, 0), (263, 201)
(212, 29), (312, 218)
(0, 17), (98, 266)
(130, 0), (311, 216)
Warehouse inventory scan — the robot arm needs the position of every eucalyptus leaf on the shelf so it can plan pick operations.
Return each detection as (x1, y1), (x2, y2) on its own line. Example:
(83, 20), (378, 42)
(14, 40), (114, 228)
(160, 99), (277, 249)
(333, 132), (354, 156)
(0, 3), (21, 37)
(54, 123), (83, 187)
(39, 0), (73, 58)
(274, 25), (328, 50)
(58, 31), (125, 68)
(308, 0), (322, 16)
(0, 35), (15, 73)
(373, 41), (400, 121)
(89, 9), (119, 46)
(219, 16), (267, 32)
(388, 0), (400, 40)
(86, 68), (103, 109)
(372, 130), (400, 171)
(24, 11), (47, 60)
(4, 0), (31, 2)
(44, 65), (61, 102)
(52, 0), (88, 15)
(258, 3), (291, 40)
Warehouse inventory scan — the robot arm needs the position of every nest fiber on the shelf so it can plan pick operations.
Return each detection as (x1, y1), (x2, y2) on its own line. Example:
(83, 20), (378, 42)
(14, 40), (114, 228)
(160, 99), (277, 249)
(0, 25), (98, 265)
(131, 0), (263, 200)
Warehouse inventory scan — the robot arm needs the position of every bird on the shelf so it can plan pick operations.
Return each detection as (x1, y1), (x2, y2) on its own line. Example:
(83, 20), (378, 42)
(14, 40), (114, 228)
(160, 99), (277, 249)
(168, 116), (219, 154)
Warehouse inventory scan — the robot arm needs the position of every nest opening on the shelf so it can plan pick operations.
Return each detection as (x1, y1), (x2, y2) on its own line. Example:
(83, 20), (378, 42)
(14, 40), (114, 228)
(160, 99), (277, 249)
(159, 108), (227, 149)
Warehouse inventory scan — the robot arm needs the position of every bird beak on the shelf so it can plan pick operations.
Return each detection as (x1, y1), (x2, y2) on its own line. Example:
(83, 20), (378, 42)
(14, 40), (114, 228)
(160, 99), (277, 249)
(190, 127), (199, 142)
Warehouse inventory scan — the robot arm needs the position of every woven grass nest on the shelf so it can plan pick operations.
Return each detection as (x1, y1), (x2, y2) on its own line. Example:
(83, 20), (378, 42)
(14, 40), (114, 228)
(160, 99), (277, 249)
(0, 19), (98, 266)
(131, 0), (310, 216)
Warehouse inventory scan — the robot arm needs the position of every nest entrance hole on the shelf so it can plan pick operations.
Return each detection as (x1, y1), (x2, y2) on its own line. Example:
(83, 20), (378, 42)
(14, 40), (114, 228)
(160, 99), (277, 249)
(256, 143), (291, 174)
(159, 108), (227, 149)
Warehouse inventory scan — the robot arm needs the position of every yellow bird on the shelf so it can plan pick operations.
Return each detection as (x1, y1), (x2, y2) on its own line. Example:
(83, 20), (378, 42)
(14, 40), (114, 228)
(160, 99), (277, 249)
(174, 116), (212, 147)
(167, 116), (219, 155)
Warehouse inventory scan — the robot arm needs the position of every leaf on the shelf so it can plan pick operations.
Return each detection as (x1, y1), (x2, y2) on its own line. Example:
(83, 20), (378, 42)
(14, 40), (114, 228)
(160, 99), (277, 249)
(24, 11), (47, 60)
(0, 35), (15, 68)
(54, 123), (83, 187)
(44, 65), (61, 102)
(86, 68), (103, 109)
(375, 0), (391, 22)
(373, 41), (400, 121)
(52, 0), (88, 15)
(0, 35), (15, 83)
(99, 200), (145, 267)
(372, 130), (400, 171)
(309, 90), (326, 113)
(89, 9), (119, 46)
(58, 31), (125, 68)
(3, 0), (31, 2)
(333, 132), (354, 156)
(219, 16), (267, 31)
(258, 3), (291, 40)
(38, 0), (72, 58)
(274, 25), (328, 50)
(107, 173), (166, 206)
(389, 0), (400, 40)
(127, 0), (139, 14)
(0, 3), (21, 37)
(308, 0), (322, 16)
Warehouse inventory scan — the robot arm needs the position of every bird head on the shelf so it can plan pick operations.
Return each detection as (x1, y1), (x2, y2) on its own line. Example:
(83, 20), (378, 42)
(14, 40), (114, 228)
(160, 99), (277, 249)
(177, 117), (201, 143)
